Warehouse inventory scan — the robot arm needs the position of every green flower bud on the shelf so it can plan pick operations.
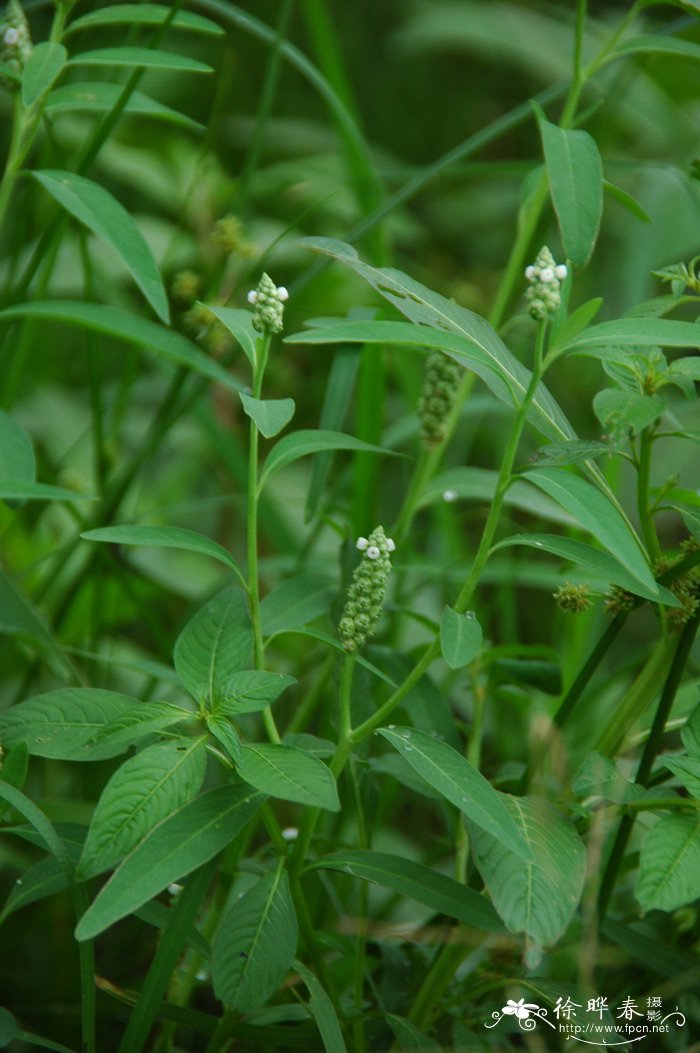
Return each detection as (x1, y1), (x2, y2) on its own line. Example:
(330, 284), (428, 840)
(171, 270), (201, 305)
(1, 0), (32, 83)
(339, 527), (395, 651)
(524, 246), (567, 321)
(247, 273), (288, 335)
(554, 582), (593, 613)
(417, 351), (462, 447)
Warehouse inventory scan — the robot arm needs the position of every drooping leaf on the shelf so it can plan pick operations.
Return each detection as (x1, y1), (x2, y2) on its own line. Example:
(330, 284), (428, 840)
(614, 33), (700, 64)
(67, 46), (212, 73)
(0, 689), (139, 761)
(212, 868), (297, 1011)
(535, 108), (603, 268)
(0, 302), (241, 393)
(240, 393), (295, 438)
(67, 4), (223, 34)
(259, 429), (401, 488)
(260, 574), (335, 636)
(31, 170), (169, 322)
(174, 588), (252, 703)
(635, 814), (700, 912)
(21, 42), (67, 107)
(308, 850), (502, 933)
(44, 82), (203, 130)
(492, 533), (678, 605)
(81, 524), (241, 576)
(216, 671), (296, 716)
(377, 728), (531, 860)
(287, 314), (575, 443)
(603, 180), (651, 223)
(439, 607), (482, 669)
(470, 795), (586, 963)
(75, 784), (263, 940)
(237, 743), (340, 811)
(77, 739), (207, 880)
(294, 960), (347, 1053)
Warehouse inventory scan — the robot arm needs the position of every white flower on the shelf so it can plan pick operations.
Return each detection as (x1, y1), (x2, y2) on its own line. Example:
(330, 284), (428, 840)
(168, 883), (184, 896)
(502, 998), (539, 1020)
(281, 826), (299, 841)
(366, 545), (380, 559)
(246, 290), (258, 304)
(555, 264), (568, 280)
(443, 489), (458, 502)
(386, 537), (396, 552)
(356, 537), (369, 551)
(276, 286), (289, 302)
(524, 265), (536, 281)
(539, 267), (554, 283)
(3, 27), (20, 45)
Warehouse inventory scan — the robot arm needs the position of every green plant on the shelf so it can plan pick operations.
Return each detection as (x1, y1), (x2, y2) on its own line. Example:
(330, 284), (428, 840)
(0, 1), (699, 1051)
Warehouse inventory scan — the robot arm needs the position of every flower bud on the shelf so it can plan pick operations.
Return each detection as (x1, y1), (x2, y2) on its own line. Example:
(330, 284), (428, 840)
(338, 527), (394, 652)
(525, 246), (566, 320)
(417, 351), (462, 447)
(554, 582), (592, 613)
(247, 273), (288, 334)
(1, 0), (32, 83)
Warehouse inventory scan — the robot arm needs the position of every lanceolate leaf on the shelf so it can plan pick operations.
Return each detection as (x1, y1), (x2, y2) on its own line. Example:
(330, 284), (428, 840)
(492, 533), (678, 605)
(212, 868), (298, 1012)
(44, 83), (204, 131)
(67, 4), (223, 35)
(470, 795), (586, 963)
(237, 743), (340, 811)
(84, 701), (190, 754)
(308, 850), (502, 932)
(0, 480), (92, 501)
(663, 756), (700, 799)
(21, 42), (67, 107)
(0, 411), (35, 481)
(259, 429), (400, 488)
(81, 524), (242, 578)
(292, 238), (577, 441)
(67, 46), (212, 74)
(439, 607), (482, 669)
(377, 728), (531, 861)
(0, 570), (72, 679)
(174, 588), (252, 703)
(563, 318), (700, 356)
(216, 671), (296, 716)
(75, 784), (263, 940)
(635, 814), (700, 913)
(77, 738), (207, 879)
(294, 960), (347, 1053)
(0, 855), (70, 924)
(0, 689), (139, 760)
(536, 109), (603, 268)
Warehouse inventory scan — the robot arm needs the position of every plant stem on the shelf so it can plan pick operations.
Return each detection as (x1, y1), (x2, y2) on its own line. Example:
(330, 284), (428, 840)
(636, 427), (661, 563)
(597, 612), (699, 919)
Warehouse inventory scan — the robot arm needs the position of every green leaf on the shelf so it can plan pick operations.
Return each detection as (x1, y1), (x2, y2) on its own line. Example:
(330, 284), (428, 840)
(0, 742), (28, 790)
(237, 743), (340, 811)
(202, 306), (258, 366)
(603, 180), (651, 223)
(663, 756), (700, 799)
(75, 783), (263, 939)
(305, 346), (361, 523)
(668, 356), (700, 382)
(682, 703), (700, 758)
(0, 302), (241, 393)
(0, 411), (35, 481)
(492, 533), (678, 605)
(308, 850), (503, 933)
(550, 297), (603, 352)
(439, 607), (482, 669)
(635, 814), (700, 912)
(259, 429), (400, 488)
(174, 588), (252, 703)
(81, 524), (241, 576)
(531, 439), (613, 468)
(240, 393), (295, 438)
(287, 315), (575, 443)
(593, 389), (665, 433)
(216, 671), (296, 716)
(0, 783), (72, 874)
(67, 46), (212, 74)
(212, 867), (297, 1011)
(419, 466), (577, 526)
(67, 4), (223, 34)
(0, 855), (70, 925)
(493, 657), (562, 695)
(0, 61), (20, 83)
(536, 109), (603, 267)
(470, 795), (586, 963)
(614, 33), (700, 63)
(21, 42), (66, 107)
(572, 752), (645, 804)
(386, 1015), (441, 1053)
(206, 715), (242, 765)
(294, 960), (347, 1053)
(44, 82), (204, 131)
(78, 739), (207, 880)
(85, 700), (190, 755)
(260, 574), (335, 636)
(31, 170), (169, 322)
(0, 480), (92, 502)
(0, 1009), (17, 1047)
(0, 689), (139, 761)
(524, 467), (653, 588)
(564, 318), (700, 356)
(602, 918), (700, 982)
(0, 570), (72, 679)
(377, 728), (531, 861)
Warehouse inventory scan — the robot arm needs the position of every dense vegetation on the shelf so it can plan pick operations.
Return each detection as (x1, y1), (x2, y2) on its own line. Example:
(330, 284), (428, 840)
(0, 1), (699, 1050)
